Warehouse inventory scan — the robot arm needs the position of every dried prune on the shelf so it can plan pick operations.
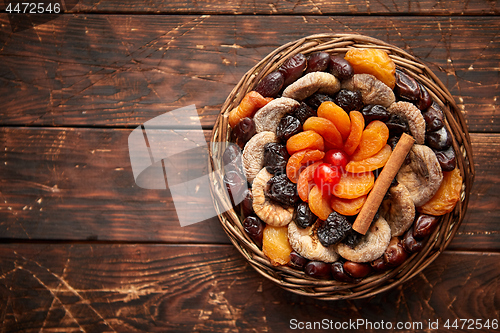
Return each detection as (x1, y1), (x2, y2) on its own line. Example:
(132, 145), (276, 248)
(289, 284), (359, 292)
(329, 55), (354, 81)
(305, 52), (330, 74)
(279, 53), (307, 86)
(423, 102), (445, 132)
(263, 142), (289, 175)
(255, 71), (284, 98)
(386, 113), (410, 136)
(360, 104), (391, 123)
(413, 214), (440, 240)
(434, 146), (456, 172)
(334, 89), (363, 112)
(240, 189), (253, 217)
(426, 126), (452, 151)
(417, 83), (433, 111)
(305, 93), (334, 110)
(232, 117), (256, 149)
(290, 251), (308, 269)
(394, 69), (420, 102)
(291, 102), (316, 124)
(403, 226), (424, 253)
(265, 174), (299, 207)
(243, 215), (264, 247)
(317, 212), (352, 247)
(331, 261), (356, 282)
(342, 229), (362, 249)
(305, 261), (331, 279)
(276, 115), (302, 142)
(293, 201), (317, 228)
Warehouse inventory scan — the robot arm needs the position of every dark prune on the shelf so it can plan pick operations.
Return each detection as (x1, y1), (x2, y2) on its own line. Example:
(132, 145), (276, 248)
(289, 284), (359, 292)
(291, 102), (316, 124)
(243, 216), (264, 247)
(305, 52), (330, 74)
(331, 261), (356, 282)
(255, 71), (284, 98)
(423, 102), (444, 132)
(426, 126), (452, 151)
(290, 251), (308, 269)
(434, 146), (456, 172)
(305, 261), (331, 280)
(360, 104), (391, 123)
(293, 202), (317, 228)
(395, 69), (420, 102)
(223, 144), (243, 173)
(329, 55), (354, 81)
(224, 170), (248, 206)
(413, 214), (440, 240)
(343, 261), (371, 279)
(417, 83), (432, 111)
(317, 212), (352, 247)
(387, 136), (400, 151)
(232, 117), (256, 149)
(383, 238), (408, 267)
(334, 89), (363, 112)
(263, 142), (289, 175)
(305, 93), (334, 110)
(342, 229), (362, 249)
(279, 53), (307, 86)
(240, 189), (253, 217)
(403, 226), (424, 253)
(265, 174), (299, 207)
(276, 115), (302, 142)
(386, 113), (410, 136)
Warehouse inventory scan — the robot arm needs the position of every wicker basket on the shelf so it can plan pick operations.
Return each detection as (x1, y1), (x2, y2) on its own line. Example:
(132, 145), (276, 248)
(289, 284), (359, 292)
(208, 33), (475, 300)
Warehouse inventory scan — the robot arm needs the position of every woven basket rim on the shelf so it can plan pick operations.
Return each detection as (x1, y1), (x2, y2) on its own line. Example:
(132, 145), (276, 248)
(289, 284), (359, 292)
(208, 33), (475, 300)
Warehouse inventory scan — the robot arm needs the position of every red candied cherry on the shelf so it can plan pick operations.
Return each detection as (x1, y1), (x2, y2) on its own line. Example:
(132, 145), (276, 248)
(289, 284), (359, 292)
(324, 149), (349, 171)
(314, 163), (341, 195)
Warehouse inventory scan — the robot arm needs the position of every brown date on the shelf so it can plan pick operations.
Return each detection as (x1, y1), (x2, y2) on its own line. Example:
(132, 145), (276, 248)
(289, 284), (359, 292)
(279, 53), (307, 86)
(426, 126), (452, 151)
(434, 146), (456, 172)
(305, 261), (332, 280)
(343, 261), (371, 279)
(417, 84), (433, 111)
(331, 261), (357, 282)
(395, 69), (420, 102)
(413, 214), (440, 240)
(403, 226), (424, 253)
(305, 52), (330, 74)
(384, 237), (408, 267)
(290, 251), (308, 269)
(423, 102), (444, 132)
(255, 71), (284, 98)
(329, 55), (354, 80)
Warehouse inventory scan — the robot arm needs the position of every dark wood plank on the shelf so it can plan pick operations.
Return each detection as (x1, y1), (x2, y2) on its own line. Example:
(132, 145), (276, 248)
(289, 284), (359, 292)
(0, 127), (497, 250)
(69, 0), (500, 15)
(0, 15), (498, 132)
(0, 244), (498, 332)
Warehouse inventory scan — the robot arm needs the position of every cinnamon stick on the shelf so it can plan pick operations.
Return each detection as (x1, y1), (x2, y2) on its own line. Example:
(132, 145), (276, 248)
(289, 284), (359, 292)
(352, 133), (415, 235)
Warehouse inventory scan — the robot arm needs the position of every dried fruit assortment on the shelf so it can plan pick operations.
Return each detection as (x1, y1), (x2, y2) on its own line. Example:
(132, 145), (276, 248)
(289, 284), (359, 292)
(223, 48), (463, 282)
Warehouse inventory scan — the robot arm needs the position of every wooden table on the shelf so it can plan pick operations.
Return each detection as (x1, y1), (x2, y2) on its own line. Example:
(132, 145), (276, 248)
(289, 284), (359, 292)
(0, 1), (499, 332)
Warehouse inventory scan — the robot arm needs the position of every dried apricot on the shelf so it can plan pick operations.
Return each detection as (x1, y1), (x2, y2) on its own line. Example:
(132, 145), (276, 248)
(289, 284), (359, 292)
(343, 111), (365, 156)
(346, 144), (392, 173)
(262, 225), (293, 266)
(332, 171), (374, 199)
(228, 91), (273, 128)
(303, 117), (343, 149)
(350, 120), (389, 161)
(344, 48), (396, 89)
(331, 195), (367, 216)
(308, 185), (333, 220)
(286, 130), (325, 155)
(317, 101), (351, 141)
(297, 161), (323, 201)
(286, 149), (325, 183)
(418, 168), (462, 216)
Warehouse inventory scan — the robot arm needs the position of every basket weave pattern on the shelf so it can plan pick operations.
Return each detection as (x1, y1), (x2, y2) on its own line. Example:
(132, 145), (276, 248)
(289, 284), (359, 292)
(208, 33), (475, 300)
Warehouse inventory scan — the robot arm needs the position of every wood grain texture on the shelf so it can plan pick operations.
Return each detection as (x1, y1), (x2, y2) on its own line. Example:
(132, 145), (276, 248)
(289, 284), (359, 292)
(0, 127), (497, 251)
(0, 244), (498, 332)
(69, 0), (500, 15)
(0, 15), (498, 131)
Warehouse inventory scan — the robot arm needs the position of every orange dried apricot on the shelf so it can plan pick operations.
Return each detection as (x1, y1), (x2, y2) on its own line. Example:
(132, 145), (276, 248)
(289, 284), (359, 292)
(228, 91), (273, 128)
(344, 48), (396, 89)
(286, 149), (325, 183)
(331, 195), (367, 216)
(262, 225), (292, 266)
(418, 168), (463, 216)
(332, 171), (374, 199)
(350, 120), (389, 161)
(308, 185), (333, 220)
(317, 101), (351, 141)
(297, 161), (323, 202)
(303, 117), (343, 149)
(343, 111), (365, 156)
(286, 130), (325, 155)
(346, 144), (392, 173)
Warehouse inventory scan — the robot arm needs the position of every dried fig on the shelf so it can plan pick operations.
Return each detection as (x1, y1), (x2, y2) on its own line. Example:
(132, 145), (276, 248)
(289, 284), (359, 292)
(288, 220), (339, 263)
(380, 183), (416, 237)
(253, 97), (300, 134)
(242, 131), (278, 183)
(387, 101), (426, 144)
(282, 72), (340, 101)
(341, 74), (395, 107)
